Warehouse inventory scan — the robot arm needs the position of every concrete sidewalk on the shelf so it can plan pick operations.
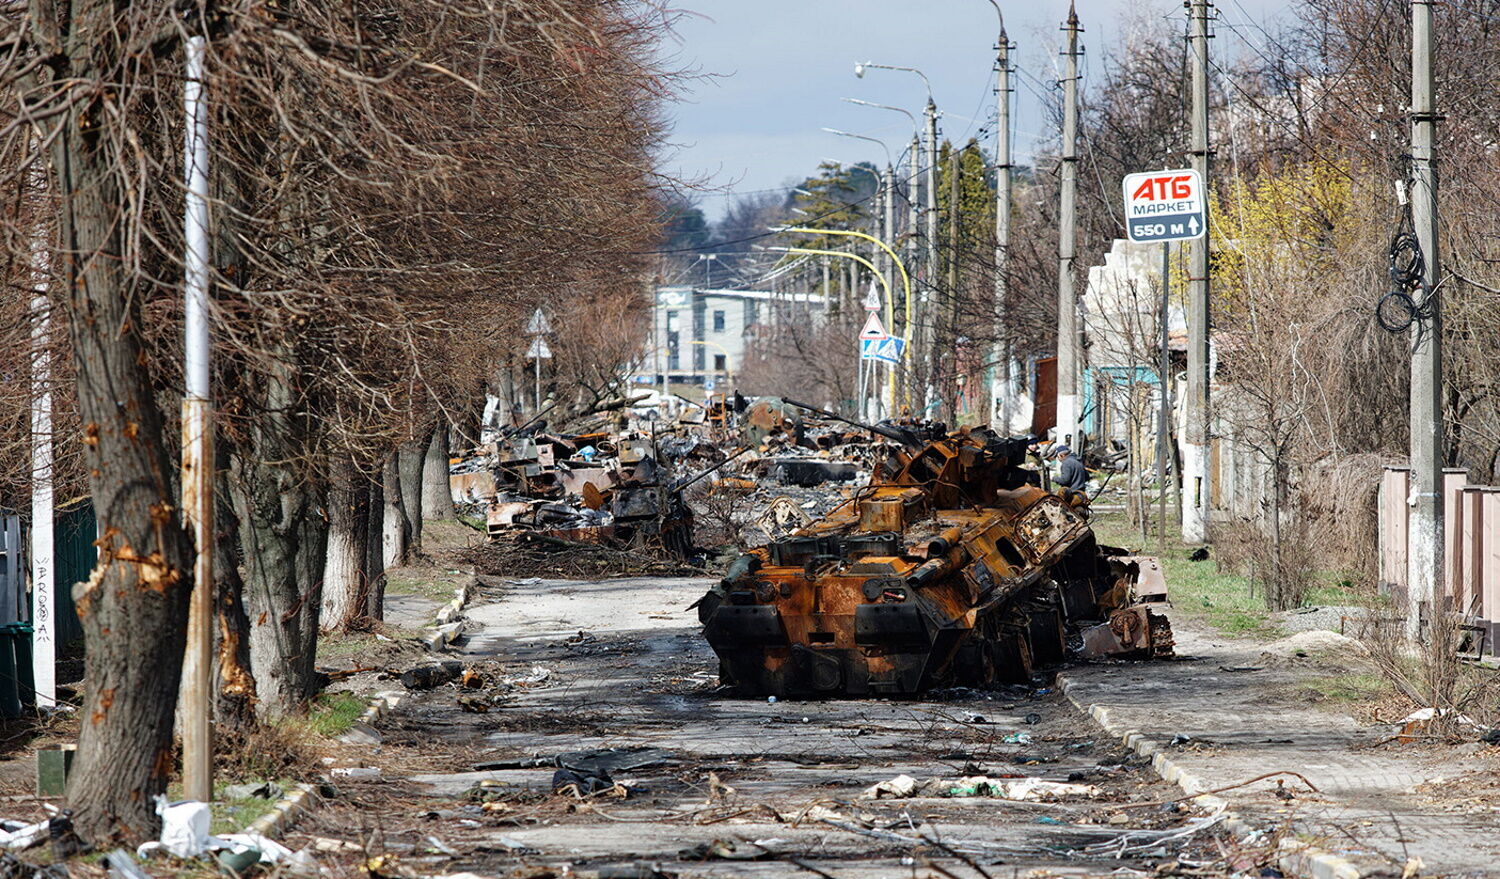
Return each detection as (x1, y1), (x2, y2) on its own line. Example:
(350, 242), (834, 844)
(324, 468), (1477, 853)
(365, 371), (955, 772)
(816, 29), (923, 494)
(1060, 616), (1500, 877)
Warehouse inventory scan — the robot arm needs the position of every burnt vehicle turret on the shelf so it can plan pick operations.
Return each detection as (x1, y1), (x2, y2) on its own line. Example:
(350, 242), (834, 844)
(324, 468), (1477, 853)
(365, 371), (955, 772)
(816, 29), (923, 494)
(696, 421), (1171, 697)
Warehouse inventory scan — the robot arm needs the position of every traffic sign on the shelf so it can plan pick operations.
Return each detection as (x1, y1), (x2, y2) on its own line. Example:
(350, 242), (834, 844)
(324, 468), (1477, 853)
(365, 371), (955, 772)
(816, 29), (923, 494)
(862, 282), (881, 312)
(1121, 169), (1205, 243)
(527, 337), (551, 359)
(526, 307), (552, 335)
(859, 312), (888, 341)
(861, 336), (905, 364)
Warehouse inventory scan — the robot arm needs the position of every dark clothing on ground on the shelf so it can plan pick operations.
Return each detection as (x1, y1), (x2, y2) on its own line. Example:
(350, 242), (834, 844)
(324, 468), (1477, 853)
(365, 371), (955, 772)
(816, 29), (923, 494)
(1057, 455), (1089, 491)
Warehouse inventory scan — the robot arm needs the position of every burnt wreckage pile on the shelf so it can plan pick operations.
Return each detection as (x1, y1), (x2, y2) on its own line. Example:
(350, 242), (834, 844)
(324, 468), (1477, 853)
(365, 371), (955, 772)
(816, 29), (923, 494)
(697, 425), (1173, 697)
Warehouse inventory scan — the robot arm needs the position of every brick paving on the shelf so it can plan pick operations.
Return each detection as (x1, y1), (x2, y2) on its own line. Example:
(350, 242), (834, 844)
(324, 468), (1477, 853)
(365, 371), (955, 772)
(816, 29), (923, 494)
(1061, 616), (1500, 877)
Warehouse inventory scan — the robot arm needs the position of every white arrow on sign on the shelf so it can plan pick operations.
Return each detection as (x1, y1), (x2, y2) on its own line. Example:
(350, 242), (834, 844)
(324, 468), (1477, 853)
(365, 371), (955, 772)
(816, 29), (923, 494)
(859, 312), (888, 341)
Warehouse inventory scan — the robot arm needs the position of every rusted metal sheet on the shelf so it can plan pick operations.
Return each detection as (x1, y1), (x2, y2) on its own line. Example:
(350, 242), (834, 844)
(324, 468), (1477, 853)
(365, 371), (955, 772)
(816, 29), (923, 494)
(452, 470), (498, 505)
(697, 427), (1173, 697)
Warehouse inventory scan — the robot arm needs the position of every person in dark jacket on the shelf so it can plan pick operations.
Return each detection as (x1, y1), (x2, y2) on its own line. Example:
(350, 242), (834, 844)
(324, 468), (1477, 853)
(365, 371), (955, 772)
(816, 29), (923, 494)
(1054, 445), (1089, 491)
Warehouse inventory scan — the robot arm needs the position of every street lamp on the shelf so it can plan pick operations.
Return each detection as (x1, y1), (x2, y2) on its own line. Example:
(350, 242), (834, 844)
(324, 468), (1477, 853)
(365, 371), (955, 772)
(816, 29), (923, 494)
(854, 62), (933, 103)
(696, 253), (719, 288)
(821, 127), (891, 167)
(853, 62), (939, 409)
(984, 0), (1015, 431)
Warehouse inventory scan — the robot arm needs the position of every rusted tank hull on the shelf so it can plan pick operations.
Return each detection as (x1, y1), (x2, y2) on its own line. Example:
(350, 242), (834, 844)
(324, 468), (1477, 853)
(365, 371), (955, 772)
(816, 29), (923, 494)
(697, 428), (1172, 697)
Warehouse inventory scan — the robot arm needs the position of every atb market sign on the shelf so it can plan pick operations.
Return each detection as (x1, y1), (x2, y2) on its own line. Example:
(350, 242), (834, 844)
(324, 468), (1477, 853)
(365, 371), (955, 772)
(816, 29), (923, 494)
(1121, 169), (1205, 243)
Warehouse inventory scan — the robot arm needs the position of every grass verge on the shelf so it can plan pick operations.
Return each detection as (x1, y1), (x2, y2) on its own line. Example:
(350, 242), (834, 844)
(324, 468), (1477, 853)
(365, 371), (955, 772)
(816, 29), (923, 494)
(1089, 504), (1286, 639)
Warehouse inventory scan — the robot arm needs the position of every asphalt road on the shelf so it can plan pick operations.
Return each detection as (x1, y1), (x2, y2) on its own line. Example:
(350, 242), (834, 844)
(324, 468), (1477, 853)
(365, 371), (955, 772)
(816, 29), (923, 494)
(292, 576), (1256, 878)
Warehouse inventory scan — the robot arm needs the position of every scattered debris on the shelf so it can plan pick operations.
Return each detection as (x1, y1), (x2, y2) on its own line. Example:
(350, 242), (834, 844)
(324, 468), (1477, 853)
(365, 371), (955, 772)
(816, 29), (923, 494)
(863, 774), (1101, 801)
(401, 661), (464, 690)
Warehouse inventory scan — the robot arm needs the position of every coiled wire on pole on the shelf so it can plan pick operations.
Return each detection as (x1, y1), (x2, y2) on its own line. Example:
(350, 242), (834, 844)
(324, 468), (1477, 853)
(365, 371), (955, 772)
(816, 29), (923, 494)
(1376, 211), (1437, 333)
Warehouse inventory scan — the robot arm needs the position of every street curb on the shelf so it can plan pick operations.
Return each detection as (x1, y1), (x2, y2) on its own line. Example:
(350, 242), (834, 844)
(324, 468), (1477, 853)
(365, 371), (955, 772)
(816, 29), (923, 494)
(1056, 672), (1364, 879)
(238, 690), (405, 840)
(425, 575), (477, 650)
(244, 782), (320, 838)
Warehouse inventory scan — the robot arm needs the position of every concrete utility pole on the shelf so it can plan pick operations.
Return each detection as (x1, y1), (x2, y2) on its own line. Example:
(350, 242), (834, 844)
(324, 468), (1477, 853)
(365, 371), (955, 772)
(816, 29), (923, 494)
(1182, 0), (1214, 544)
(180, 33), (214, 803)
(876, 160), (888, 414)
(1055, 4), (1082, 448)
(924, 101), (940, 411)
(1158, 243), (1172, 556)
(1406, 0), (1442, 638)
(986, 1), (1013, 433)
(946, 149), (963, 421)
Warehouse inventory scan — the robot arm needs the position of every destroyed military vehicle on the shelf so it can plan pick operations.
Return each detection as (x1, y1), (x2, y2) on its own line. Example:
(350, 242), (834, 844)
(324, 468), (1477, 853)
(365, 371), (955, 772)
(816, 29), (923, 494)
(696, 422), (1172, 697)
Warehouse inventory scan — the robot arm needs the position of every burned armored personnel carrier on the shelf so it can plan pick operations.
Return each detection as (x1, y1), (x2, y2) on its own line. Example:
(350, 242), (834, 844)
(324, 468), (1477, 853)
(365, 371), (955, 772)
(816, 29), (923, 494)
(697, 422), (1171, 697)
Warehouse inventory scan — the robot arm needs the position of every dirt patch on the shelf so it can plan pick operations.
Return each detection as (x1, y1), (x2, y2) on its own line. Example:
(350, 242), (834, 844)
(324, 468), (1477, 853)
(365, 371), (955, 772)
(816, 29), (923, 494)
(461, 532), (705, 580)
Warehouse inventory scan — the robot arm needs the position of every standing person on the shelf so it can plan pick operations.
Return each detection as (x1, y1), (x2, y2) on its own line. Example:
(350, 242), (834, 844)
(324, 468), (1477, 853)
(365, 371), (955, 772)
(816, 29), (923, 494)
(1053, 445), (1089, 492)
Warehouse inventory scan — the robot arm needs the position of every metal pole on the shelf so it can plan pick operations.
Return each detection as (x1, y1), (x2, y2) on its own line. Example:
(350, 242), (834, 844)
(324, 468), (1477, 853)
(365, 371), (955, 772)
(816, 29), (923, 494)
(991, 15), (1013, 433)
(883, 163), (898, 418)
(1183, 0), (1214, 544)
(1407, 0), (1442, 638)
(924, 101), (940, 410)
(180, 33), (214, 803)
(1056, 5), (1082, 447)
(535, 348), (542, 412)
(1158, 242), (1171, 557)
(29, 239), (54, 710)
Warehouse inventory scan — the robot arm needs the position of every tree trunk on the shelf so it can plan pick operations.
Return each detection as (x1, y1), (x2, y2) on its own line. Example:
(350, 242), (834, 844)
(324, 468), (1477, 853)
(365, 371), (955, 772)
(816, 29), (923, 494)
(398, 430), (428, 551)
(213, 463), (257, 732)
(322, 455), (371, 631)
(366, 467), (387, 621)
(381, 452), (410, 569)
(37, 0), (195, 845)
(422, 426), (453, 521)
(231, 364), (327, 718)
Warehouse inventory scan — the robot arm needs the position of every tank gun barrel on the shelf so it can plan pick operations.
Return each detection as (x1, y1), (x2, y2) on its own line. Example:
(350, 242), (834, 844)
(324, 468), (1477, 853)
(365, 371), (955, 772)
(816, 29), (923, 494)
(781, 398), (921, 448)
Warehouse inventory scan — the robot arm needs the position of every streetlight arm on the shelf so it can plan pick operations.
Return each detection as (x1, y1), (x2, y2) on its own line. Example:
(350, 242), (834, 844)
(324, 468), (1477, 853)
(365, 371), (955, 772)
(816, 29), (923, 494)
(774, 227), (913, 344)
(821, 127), (892, 167)
(984, 0), (1007, 39)
(855, 61), (933, 103)
(768, 244), (896, 341)
(841, 97), (918, 133)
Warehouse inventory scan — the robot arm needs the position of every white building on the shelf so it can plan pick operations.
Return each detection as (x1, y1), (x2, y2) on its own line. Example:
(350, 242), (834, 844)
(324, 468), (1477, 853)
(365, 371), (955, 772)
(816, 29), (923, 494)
(641, 286), (825, 389)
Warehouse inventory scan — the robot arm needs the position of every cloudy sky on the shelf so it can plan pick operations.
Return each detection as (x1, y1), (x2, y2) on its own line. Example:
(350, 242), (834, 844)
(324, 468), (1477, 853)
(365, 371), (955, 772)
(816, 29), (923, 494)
(658, 0), (1293, 221)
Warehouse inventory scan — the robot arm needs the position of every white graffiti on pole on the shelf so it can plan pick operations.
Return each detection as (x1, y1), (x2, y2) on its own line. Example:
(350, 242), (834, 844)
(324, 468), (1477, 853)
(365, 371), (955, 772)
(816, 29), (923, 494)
(1121, 169), (1206, 243)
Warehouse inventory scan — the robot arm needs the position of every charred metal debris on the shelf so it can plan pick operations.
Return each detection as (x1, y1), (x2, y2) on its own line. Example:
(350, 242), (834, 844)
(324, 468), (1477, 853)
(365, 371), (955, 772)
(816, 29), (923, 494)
(695, 414), (1174, 698)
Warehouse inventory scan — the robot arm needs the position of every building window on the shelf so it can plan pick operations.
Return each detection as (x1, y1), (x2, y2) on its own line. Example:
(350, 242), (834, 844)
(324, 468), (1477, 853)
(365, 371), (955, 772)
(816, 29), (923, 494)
(667, 331), (679, 371)
(714, 354), (726, 372)
(666, 311), (679, 332)
(712, 310), (725, 332)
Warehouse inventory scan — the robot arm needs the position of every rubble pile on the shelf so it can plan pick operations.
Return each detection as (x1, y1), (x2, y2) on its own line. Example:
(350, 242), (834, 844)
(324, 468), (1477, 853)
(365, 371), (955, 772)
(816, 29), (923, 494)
(451, 394), (905, 573)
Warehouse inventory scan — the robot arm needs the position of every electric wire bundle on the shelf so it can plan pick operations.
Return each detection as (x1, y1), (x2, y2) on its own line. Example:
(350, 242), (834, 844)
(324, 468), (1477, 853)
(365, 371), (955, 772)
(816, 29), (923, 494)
(1377, 209), (1435, 332)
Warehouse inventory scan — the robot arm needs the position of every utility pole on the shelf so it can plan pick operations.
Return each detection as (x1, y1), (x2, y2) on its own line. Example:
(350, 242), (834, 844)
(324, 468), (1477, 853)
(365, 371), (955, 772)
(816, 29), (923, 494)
(1182, 0), (1214, 544)
(883, 163), (898, 417)
(180, 33), (214, 803)
(1055, 3), (1082, 448)
(923, 101), (940, 411)
(947, 149), (963, 422)
(1158, 243), (1171, 556)
(986, 2), (1013, 433)
(1406, 0), (1442, 638)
